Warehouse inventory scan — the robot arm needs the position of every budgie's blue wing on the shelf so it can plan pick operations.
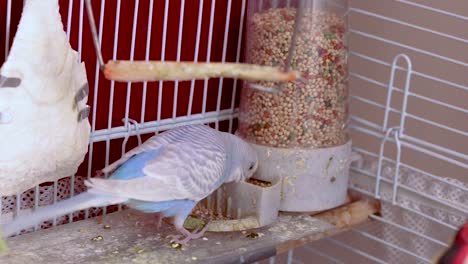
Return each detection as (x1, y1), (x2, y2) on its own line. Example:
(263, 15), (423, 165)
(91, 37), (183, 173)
(86, 126), (228, 203)
(109, 148), (163, 180)
(126, 199), (193, 215)
(99, 147), (195, 215)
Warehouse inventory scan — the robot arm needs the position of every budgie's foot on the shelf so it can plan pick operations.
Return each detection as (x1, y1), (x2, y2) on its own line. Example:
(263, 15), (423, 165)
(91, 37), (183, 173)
(168, 224), (210, 245)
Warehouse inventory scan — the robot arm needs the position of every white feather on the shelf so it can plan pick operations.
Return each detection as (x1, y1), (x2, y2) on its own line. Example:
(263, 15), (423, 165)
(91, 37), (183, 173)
(2, 192), (126, 237)
(0, 0), (90, 195)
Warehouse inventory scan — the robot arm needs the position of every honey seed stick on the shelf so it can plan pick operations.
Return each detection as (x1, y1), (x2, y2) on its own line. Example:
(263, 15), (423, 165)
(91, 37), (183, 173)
(103, 60), (300, 83)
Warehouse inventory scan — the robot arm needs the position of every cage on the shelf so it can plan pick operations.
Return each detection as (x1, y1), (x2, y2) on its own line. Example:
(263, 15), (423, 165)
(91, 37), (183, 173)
(0, 0), (467, 264)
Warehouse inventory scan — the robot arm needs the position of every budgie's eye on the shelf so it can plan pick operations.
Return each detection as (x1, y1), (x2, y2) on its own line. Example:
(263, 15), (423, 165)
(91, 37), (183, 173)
(248, 163), (255, 171)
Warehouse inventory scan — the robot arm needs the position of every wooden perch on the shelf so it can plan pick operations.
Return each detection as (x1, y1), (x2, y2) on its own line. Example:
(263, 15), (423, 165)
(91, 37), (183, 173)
(0, 199), (380, 264)
(276, 200), (380, 255)
(103, 61), (300, 83)
(315, 200), (381, 228)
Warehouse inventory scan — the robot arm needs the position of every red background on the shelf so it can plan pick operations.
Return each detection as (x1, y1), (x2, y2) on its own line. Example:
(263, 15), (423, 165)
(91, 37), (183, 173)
(0, 0), (247, 179)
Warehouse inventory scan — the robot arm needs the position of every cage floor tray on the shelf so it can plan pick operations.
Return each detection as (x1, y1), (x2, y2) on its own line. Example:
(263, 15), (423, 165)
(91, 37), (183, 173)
(0, 199), (379, 264)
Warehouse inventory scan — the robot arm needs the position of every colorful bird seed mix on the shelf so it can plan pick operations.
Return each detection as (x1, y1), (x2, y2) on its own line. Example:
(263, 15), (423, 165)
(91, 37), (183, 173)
(238, 8), (349, 148)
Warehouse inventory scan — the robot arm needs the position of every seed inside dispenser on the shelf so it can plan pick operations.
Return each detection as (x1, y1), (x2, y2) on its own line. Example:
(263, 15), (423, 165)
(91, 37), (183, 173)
(238, 7), (349, 149)
(246, 178), (273, 188)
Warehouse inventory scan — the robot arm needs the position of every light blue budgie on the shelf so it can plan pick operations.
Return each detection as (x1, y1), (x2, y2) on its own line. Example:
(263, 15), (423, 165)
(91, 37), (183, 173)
(2, 125), (258, 245)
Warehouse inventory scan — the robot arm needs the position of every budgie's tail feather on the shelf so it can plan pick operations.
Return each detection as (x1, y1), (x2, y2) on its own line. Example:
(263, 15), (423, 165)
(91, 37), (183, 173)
(2, 192), (127, 237)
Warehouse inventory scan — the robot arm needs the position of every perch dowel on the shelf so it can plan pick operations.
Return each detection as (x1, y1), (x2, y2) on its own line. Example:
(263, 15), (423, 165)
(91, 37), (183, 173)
(103, 60), (300, 83)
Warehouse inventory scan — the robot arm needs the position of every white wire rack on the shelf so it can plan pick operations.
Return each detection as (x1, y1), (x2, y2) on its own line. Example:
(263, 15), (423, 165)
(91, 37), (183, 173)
(1, 1), (467, 263)
(298, 0), (467, 263)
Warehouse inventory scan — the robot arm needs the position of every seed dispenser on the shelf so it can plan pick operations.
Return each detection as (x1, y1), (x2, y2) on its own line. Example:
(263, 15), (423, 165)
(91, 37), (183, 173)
(238, 0), (358, 212)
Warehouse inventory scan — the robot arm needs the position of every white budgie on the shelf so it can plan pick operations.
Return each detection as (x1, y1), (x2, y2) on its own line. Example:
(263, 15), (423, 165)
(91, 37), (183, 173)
(0, 0), (90, 195)
(2, 125), (258, 245)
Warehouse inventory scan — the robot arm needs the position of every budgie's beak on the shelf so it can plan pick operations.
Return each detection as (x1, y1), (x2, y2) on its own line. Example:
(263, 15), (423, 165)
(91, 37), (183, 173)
(253, 161), (259, 174)
(244, 160), (259, 181)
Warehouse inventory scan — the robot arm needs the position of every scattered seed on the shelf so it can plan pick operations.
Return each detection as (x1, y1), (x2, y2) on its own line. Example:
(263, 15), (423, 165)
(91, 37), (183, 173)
(246, 232), (259, 239)
(170, 242), (182, 250)
(103, 224), (111, 229)
(133, 247), (144, 254)
(91, 235), (103, 241)
(189, 203), (233, 221)
(184, 216), (207, 231)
